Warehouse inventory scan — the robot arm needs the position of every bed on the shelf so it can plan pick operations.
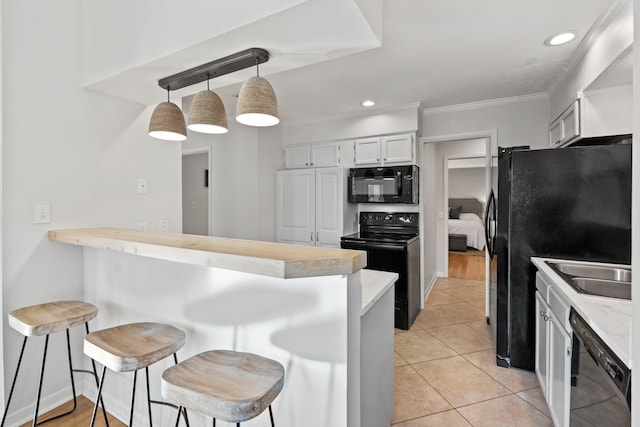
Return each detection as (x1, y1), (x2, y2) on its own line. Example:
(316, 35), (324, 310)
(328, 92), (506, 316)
(448, 198), (485, 251)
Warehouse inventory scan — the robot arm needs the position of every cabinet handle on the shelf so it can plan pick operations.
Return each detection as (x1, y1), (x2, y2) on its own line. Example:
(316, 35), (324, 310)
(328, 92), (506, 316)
(316, 231), (319, 241)
(310, 232), (313, 242)
(376, 158), (380, 162)
(305, 163), (309, 166)
(310, 162), (314, 166)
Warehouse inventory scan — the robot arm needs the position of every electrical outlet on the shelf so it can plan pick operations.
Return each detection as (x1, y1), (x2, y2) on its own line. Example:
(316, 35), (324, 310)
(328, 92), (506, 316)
(159, 219), (169, 232)
(136, 222), (148, 231)
(34, 205), (51, 224)
(137, 178), (148, 195)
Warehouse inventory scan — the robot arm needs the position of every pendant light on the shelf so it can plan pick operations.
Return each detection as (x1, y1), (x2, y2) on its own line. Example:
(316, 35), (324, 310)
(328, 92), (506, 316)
(236, 60), (279, 127)
(187, 78), (228, 134)
(148, 88), (187, 141)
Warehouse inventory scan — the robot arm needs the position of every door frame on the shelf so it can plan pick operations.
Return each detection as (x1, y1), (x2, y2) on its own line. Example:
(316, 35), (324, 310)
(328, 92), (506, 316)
(421, 130), (497, 316)
(182, 147), (212, 236)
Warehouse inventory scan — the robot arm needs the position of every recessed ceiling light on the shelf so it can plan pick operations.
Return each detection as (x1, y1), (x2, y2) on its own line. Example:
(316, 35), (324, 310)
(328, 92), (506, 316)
(544, 31), (576, 46)
(361, 100), (375, 107)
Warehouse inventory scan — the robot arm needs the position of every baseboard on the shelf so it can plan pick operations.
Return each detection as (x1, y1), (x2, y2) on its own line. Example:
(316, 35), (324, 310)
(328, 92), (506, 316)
(423, 273), (438, 302)
(4, 384), (79, 427)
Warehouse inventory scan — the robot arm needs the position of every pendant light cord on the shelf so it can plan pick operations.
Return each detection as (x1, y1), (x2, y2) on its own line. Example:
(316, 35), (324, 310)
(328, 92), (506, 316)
(256, 58), (260, 78)
(166, 88), (170, 102)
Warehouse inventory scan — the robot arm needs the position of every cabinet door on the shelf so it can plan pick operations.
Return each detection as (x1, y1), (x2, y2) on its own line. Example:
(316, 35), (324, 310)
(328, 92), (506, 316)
(382, 134), (413, 164)
(548, 313), (572, 427)
(311, 142), (340, 168)
(561, 100), (580, 144)
(275, 169), (315, 245)
(354, 138), (381, 165)
(549, 119), (562, 148)
(315, 168), (343, 248)
(535, 292), (550, 400)
(284, 145), (311, 169)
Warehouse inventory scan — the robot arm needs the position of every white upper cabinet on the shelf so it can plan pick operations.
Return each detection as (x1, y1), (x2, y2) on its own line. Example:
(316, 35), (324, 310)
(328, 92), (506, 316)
(549, 100), (580, 148)
(355, 133), (414, 165)
(311, 142), (341, 168)
(382, 134), (414, 164)
(283, 142), (341, 169)
(354, 137), (382, 165)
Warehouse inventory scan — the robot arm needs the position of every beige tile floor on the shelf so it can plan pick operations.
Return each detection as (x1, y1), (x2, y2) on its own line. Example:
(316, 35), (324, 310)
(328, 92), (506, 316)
(392, 277), (553, 426)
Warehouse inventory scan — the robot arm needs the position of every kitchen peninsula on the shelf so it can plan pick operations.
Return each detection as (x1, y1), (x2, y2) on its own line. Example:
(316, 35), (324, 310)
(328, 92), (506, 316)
(48, 228), (394, 427)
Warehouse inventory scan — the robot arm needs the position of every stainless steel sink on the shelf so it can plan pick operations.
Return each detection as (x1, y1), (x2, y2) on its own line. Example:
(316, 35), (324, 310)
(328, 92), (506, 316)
(570, 277), (631, 300)
(545, 261), (632, 300)
(550, 263), (631, 282)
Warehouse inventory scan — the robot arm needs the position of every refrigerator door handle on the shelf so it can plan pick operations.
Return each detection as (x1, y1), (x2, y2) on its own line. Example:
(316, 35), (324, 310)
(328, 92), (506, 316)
(485, 189), (496, 257)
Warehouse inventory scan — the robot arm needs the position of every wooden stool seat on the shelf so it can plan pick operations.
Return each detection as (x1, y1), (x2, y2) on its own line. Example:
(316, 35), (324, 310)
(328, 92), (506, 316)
(162, 350), (285, 423)
(9, 300), (98, 337)
(84, 322), (185, 372)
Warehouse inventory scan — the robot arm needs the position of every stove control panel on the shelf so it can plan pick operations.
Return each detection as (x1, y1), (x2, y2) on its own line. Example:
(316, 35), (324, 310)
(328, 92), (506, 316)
(360, 212), (419, 226)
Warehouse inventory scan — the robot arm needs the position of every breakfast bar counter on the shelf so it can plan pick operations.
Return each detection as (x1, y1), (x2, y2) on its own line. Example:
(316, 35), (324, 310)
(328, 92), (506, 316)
(49, 227), (391, 427)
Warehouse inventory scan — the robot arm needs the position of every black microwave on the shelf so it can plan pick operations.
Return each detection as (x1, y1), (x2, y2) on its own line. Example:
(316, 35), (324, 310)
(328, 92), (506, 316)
(348, 165), (419, 204)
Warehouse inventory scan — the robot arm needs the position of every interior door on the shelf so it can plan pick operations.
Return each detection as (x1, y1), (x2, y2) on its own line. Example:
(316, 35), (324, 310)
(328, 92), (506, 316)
(182, 152), (209, 235)
(275, 169), (315, 245)
(315, 168), (343, 247)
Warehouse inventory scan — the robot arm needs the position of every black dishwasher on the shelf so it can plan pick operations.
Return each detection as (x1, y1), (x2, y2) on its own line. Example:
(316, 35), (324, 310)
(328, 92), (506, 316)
(569, 308), (630, 426)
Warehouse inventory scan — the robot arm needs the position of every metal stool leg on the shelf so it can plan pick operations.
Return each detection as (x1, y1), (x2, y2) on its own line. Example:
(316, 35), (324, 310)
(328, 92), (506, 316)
(269, 405), (275, 427)
(0, 336), (28, 427)
(85, 323), (110, 427)
(90, 366), (107, 427)
(129, 370), (138, 427)
(32, 335), (50, 427)
(145, 367), (153, 427)
(34, 330), (77, 425)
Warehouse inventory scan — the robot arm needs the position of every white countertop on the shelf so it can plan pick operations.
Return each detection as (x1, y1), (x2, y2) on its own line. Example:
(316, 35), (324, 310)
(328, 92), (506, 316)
(532, 257), (632, 367)
(360, 269), (397, 316)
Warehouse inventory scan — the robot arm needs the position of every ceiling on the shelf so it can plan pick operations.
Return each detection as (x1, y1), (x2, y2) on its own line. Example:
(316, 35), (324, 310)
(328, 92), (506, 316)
(85, 0), (623, 125)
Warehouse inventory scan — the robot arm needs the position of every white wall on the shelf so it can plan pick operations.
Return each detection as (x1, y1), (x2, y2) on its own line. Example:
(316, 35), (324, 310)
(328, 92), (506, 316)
(181, 120), (282, 242)
(422, 96), (550, 151)
(2, 1), (181, 423)
(420, 143), (438, 299)
(448, 167), (486, 203)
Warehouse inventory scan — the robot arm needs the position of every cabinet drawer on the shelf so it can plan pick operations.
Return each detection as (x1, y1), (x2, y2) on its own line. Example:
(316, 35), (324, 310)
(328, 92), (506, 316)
(548, 285), (571, 333)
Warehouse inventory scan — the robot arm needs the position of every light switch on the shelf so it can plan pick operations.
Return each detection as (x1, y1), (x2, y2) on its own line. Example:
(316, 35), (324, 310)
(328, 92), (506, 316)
(34, 205), (51, 224)
(137, 179), (148, 194)
(136, 222), (148, 231)
(159, 219), (169, 232)
(438, 211), (444, 219)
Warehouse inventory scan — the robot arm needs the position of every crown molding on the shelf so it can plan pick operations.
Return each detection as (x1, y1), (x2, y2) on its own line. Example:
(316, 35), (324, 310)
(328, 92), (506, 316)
(546, 0), (628, 95)
(422, 93), (548, 115)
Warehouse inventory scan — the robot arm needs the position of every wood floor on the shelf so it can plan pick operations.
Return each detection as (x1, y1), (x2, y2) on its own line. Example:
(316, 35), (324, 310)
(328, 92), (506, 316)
(19, 395), (124, 427)
(448, 249), (486, 281)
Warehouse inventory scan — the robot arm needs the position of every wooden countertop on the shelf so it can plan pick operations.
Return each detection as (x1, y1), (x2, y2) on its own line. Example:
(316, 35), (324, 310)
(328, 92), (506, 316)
(48, 228), (367, 279)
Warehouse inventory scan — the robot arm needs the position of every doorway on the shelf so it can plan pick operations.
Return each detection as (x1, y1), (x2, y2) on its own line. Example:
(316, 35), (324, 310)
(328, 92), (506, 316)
(447, 156), (487, 281)
(182, 150), (210, 235)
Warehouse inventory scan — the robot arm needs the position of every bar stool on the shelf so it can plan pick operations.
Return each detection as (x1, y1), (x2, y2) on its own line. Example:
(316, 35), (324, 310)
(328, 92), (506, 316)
(161, 350), (285, 426)
(1, 300), (108, 427)
(84, 322), (185, 426)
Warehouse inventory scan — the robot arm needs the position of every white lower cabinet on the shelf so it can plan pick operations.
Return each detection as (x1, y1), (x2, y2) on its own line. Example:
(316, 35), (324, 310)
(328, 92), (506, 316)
(535, 273), (572, 427)
(275, 167), (356, 248)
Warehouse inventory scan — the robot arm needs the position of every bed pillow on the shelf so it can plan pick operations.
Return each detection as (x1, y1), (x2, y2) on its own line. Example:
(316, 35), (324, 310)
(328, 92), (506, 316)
(449, 206), (462, 219)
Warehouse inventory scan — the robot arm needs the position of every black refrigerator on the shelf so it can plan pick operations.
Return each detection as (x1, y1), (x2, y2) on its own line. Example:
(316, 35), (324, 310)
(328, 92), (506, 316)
(487, 142), (631, 371)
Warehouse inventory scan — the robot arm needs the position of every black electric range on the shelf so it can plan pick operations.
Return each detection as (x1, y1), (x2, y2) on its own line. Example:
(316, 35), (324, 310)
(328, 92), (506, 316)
(341, 212), (421, 330)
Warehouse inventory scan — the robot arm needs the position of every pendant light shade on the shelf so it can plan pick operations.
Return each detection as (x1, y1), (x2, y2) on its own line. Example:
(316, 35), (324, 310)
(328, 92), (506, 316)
(188, 90), (228, 134)
(236, 76), (279, 127)
(148, 101), (187, 141)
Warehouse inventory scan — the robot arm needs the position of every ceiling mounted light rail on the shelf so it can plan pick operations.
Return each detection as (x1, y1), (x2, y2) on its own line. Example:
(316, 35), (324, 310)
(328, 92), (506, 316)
(149, 48), (278, 141)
